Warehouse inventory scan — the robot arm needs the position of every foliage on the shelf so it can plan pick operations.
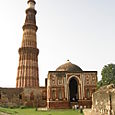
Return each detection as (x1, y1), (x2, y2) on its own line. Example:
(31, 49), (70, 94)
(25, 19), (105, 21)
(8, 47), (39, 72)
(97, 80), (102, 89)
(98, 63), (115, 88)
(0, 107), (84, 115)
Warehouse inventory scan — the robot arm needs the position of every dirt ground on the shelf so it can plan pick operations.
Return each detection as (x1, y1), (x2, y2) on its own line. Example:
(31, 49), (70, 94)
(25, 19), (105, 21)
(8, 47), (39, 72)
(0, 112), (10, 115)
(83, 109), (101, 115)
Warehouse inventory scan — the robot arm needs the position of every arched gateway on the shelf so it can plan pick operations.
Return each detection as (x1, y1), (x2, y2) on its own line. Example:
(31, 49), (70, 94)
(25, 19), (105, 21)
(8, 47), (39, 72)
(69, 77), (79, 102)
(47, 61), (97, 109)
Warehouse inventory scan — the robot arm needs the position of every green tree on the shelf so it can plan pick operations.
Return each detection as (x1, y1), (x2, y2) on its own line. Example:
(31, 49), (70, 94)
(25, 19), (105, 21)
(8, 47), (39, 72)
(97, 63), (115, 88)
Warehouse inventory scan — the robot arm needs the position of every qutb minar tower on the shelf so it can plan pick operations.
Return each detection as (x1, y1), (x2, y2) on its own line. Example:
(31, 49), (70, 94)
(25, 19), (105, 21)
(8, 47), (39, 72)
(16, 0), (39, 88)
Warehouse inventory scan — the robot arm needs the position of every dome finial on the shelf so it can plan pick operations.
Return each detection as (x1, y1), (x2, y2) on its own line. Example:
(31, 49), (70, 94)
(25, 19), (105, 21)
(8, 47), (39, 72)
(56, 61), (83, 72)
(67, 59), (70, 63)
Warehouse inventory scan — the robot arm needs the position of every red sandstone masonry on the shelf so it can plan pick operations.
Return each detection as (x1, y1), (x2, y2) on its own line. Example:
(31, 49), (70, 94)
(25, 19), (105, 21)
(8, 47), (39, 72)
(48, 101), (70, 109)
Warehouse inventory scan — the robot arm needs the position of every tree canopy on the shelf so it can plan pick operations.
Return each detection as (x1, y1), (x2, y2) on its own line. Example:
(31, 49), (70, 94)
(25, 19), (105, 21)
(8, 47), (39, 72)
(97, 63), (115, 88)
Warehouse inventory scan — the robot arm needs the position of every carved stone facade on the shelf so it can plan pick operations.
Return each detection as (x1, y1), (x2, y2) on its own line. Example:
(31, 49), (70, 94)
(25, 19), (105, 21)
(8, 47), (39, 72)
(16, 0), (39, 88)
(47, 61), (97, 109)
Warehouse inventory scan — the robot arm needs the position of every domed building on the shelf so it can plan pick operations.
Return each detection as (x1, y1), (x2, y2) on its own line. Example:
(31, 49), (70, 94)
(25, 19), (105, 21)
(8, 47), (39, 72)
(56, 60), (83, 72)
(47, 60), (97, 109)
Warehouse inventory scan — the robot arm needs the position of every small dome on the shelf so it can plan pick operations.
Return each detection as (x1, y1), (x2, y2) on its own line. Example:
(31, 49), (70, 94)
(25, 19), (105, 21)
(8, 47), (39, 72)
(56, 60), (83, 72)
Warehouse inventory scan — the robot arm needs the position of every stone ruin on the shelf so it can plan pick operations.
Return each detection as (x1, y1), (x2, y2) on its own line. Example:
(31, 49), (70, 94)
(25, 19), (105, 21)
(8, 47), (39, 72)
(92, 84), (115, 115)
(0, 87), (47, 108)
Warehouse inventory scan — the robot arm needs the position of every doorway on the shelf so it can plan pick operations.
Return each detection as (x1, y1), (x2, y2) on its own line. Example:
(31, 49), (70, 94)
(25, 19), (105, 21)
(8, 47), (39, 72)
(69, 77), (78, 102)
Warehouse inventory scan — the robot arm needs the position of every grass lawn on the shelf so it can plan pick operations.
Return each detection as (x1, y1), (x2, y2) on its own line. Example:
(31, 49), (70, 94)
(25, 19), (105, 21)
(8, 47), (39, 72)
(0, 107), (84, 115)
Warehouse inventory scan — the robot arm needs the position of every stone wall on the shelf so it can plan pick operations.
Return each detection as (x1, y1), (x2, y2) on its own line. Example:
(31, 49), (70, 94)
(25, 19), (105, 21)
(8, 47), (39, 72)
(0, 87), (47, 108)
(0, 88), (23, 107)
(47, 101), (70, 109)
(112, 92), (115, 114)
(38, 87), (47, 107)
(92, 84), (115, 115)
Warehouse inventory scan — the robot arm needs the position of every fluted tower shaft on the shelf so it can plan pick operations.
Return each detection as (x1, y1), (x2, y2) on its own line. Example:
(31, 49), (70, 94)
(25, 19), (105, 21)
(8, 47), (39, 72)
(16, 0), (39, 88)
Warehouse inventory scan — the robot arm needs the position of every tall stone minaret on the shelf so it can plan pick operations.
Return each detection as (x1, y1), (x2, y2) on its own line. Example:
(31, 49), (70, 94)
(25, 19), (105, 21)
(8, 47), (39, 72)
(16, 0), (39, 88)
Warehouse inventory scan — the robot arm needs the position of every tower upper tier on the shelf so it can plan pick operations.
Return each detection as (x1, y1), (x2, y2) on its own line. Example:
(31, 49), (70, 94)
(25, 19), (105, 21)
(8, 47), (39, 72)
(28, 0), (36, 9)
(21, 0), (38, 48)
(23, 0), (38, 31)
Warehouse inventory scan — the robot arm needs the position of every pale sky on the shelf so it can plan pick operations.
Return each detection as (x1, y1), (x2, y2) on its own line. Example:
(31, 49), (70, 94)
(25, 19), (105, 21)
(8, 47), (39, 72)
(0, 0), (115, 87)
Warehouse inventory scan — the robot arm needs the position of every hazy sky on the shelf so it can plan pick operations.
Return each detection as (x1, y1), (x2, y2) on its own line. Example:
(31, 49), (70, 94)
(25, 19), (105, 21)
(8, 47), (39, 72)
(0, 0), (115, 87)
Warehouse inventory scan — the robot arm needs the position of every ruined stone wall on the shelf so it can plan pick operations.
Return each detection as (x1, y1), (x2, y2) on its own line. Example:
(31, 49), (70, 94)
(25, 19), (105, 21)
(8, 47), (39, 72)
(92, 84), (115, 115)
(38, 87), (47, 107)
(0, 88), (24, 107)
(0, 87), (47, 108)
(112, 91), (115, 114)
